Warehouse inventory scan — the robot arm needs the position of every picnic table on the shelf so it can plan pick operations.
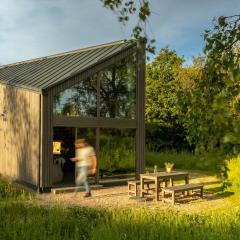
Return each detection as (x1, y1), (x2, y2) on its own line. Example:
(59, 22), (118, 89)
(140, 171), (189, 201)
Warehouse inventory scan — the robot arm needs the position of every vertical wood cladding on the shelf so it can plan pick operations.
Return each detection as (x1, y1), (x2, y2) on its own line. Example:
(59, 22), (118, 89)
(0, 83), (40, 186)
(136, 43), (146, 178)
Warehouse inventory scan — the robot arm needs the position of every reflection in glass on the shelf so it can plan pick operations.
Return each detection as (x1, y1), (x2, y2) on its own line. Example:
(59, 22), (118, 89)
(53, 76), (97, 117)
(100, 55), (136, 119)
(53, 55), (136, 119)
(100, 129), (135, 173)
(77, 128), (96, 148)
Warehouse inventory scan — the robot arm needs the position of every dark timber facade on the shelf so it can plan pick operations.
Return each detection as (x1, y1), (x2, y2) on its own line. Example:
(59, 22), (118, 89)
(0, 40), (145, 192)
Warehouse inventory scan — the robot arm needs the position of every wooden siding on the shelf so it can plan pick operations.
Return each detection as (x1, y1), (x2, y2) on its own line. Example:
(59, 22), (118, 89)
(41, 92), (53, 188)
(136, 42), (146, 177)
(0, 83), (40, 186)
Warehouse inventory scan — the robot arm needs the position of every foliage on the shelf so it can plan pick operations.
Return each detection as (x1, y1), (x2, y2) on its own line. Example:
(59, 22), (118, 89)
(146, 150), (225, 172)
(146, 47), (184, 125)
(164, 162), (174, 169)
(145, 48), (199, 152)
(145, 122), (191, 152)
(101, 0), (155, 54)
(177, 15), (240, 153)
(0, 177), (34, 201)
(224, 155), (240, 194)
(100, 133), (135, 172)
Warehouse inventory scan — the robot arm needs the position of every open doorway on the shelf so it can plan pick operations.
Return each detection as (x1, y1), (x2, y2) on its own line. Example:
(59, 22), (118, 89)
(52, 127), (97, 187)
(53, 127), (75, 186)
(52, 127), (136, 187)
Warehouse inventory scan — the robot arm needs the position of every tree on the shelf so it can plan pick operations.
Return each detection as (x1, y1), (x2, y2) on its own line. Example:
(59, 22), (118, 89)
(101, 0), (155, 53)
(145, 47), (199, 151)
(146, 47), (184, 126)
(177, 15), (240, 153)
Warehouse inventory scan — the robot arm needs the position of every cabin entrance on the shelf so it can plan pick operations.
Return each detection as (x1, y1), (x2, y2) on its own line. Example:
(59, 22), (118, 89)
(52, 127), (96, 187)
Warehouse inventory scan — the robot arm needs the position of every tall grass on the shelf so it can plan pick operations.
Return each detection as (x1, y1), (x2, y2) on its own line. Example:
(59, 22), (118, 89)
(146, 150), (225, 172)
(92, 207), (240, 240)
(0, 177), (34, 201)
(0, 178), (239, 240)
(1, 202), (240, 240)
(0, 202), (103, 240)
(0, 154), (238, 240)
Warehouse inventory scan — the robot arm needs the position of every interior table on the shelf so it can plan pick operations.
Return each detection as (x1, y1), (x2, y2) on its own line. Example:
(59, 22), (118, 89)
(140, 171), (189, 201)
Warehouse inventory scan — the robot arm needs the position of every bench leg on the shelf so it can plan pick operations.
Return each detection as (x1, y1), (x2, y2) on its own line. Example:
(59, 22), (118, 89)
(164, 180), (168, 187)
(140, 177), (144, 198)
(172, 191), (175, 205)
(128, 183), (130, 196)
(170, 178), (174, 187)
(162, 191), (165, 203)
(135, 184), (137, 197)
(185, 175), (189, 195)
(155, 179), (159, 201)
(200, 187), (203, 198)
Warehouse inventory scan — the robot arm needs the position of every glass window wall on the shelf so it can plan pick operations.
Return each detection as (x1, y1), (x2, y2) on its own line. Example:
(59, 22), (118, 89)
(100, 128), (136, 173)
(53, 76), (97, 117)
(53, 55), (136, 119)
(100, 56), (136, 119)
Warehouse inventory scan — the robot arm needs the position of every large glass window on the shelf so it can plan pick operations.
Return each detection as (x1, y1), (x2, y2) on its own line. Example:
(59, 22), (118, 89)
(76, 128), (96, 148)
(53, 76), (97, 117)
(100, 55), (136, 119)
(53, 55), (136, 119)
(100, 129), (136, 173)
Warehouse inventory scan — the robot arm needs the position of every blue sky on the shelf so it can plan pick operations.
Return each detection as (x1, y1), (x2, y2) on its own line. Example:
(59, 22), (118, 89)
(0, 0), (239, 65)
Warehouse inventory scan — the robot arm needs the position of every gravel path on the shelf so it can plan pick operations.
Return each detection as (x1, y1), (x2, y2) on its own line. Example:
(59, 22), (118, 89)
(37, 173), (239, 213)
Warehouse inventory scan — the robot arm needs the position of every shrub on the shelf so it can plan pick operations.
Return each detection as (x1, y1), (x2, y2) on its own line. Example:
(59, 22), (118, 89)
(100, 135), (135, 172)
(145, 123), (191, 152)
(0, 176), (34, 201)
(146, 150), (224, 172)
(224, 155), (240, 194)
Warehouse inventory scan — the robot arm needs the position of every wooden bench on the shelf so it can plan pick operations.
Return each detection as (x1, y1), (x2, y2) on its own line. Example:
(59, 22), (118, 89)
(162, 183), (203, 205)
(128, 180), (154, 196)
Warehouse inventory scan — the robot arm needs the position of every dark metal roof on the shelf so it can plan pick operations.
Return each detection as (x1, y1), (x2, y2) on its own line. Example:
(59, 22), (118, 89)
(0, 40), (133, 92)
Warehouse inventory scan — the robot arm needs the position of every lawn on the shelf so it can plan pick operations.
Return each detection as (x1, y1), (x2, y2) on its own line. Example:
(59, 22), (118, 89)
(1, 194), (240, 240)
(0, 153), (239, 240)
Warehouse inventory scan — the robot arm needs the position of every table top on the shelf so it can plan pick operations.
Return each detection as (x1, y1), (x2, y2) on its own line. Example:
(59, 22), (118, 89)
(140, 171), (189, 179)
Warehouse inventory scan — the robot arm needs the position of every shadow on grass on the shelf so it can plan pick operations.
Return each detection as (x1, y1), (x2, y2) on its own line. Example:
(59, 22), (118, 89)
(92, 207), (240, 240)
(204, 185), (234, 200)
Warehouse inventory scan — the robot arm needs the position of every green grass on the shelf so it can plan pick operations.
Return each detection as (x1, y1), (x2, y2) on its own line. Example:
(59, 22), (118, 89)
(0, 177), (34, 201)
(1, 201), (240, 240)
(92, 207), (240, 240)
(146, 150), (225, 172)
(0, 155), (240, 240)
(0, 202), (103, 240)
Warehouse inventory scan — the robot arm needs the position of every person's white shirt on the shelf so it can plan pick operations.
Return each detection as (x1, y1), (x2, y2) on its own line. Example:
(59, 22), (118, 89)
(75, 146), (95, 168)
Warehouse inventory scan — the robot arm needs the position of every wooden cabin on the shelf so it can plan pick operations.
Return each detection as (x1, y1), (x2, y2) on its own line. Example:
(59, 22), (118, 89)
(0, 40), (145, 192)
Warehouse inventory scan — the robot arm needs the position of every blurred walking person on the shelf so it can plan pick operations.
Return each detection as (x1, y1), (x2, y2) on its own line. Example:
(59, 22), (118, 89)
(71, 139), (96, 197)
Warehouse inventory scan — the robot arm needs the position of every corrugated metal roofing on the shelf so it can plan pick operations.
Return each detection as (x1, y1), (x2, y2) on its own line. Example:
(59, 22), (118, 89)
(0, 40), (133, 92)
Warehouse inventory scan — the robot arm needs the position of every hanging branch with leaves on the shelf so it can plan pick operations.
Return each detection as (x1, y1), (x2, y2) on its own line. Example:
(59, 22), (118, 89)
(101, 0), (155, 54)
